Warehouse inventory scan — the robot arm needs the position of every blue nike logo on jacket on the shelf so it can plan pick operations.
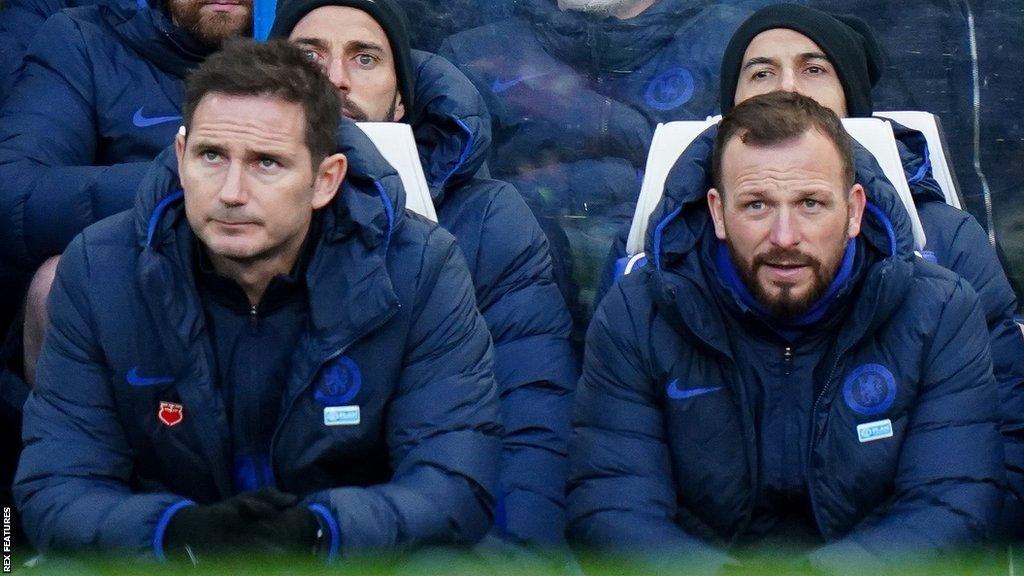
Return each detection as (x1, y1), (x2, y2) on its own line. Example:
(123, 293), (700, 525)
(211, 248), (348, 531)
(666, 379), (722, 400)
(491, 73), (548, 94)
(126, 367), (174, 386)
(132, 107), (181, 128)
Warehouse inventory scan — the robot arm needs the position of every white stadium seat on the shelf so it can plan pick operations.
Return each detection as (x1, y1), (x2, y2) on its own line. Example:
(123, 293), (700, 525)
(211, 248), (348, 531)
(356, 122), (438, 222)
(875, 111), (963, 209)
(841, 117), (927, 251)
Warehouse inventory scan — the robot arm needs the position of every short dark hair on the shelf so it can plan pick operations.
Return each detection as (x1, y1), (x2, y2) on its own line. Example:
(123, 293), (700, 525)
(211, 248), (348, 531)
(183, 38), (340, 163)
(712, 91), (855, 196)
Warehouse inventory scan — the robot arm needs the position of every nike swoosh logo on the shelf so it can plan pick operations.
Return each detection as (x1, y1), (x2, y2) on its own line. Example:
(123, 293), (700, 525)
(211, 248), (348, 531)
(666, 379), (722, 400)
(126, 367), (175, 387)
(132, 107), (181, 128)
(491, 73), (549, 94)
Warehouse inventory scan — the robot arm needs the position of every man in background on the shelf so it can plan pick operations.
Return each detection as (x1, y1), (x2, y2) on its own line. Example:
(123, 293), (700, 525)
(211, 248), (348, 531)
(440, 0), (760, 340)
(270, 0), (577, 546)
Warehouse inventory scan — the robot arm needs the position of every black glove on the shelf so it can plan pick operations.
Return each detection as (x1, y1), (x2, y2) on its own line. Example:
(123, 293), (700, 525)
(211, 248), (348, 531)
(254, 500), (324, 555)
(164, 488), (318, 560)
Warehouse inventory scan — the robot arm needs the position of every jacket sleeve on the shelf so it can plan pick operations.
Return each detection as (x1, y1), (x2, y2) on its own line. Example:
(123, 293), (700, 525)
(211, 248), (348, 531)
(810, 277), (1004, 574)
(472, 184), (578, 545)
(14, 234), (188, 556)
(940, 210), (1024, 510)
(0, 13), (151, 272)
(567, 281), (732, 573)
(304, 230), (502, 554)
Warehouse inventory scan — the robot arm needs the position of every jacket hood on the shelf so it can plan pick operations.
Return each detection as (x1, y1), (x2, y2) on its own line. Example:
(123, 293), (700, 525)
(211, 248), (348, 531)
(516, 0), (701, 73)
(408, 50), (491, 205)
(646, 125), (916, 270)
(887, 121), (945, 204)
(97, 0), (212, 78)
(134, 119), (407, 255)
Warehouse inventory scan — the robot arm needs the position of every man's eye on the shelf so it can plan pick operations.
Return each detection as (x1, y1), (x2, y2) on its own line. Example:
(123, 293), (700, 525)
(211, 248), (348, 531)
(746, 200), (765, 210)
(803, 199), (820, 208)
(258, 158), (278, 169)
(806, 65), (825, 75)
(301, 49), (321, 63)
(752, 69), (772, 80)
(201, 151), (219, 162)
(356, 54), (376, 67)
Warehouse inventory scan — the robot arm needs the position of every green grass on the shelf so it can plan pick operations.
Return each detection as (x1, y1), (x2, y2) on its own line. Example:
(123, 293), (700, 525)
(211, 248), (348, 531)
(11, 547), (1018, 576)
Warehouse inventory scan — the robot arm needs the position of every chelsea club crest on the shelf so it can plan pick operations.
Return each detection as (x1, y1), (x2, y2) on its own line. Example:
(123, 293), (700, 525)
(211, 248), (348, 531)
(314, 356), (362, 406)
(842, 363), (897, 416)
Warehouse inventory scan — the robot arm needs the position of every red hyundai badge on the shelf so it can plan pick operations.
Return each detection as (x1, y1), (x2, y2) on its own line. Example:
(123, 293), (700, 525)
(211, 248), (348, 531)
(158, 401), (184, 427)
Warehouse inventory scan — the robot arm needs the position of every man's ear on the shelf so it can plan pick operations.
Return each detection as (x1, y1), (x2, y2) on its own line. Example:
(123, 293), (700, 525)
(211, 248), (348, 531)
(392, 93), (405, 122)
(708, 188), (728, 240)
(174, 129), (186, 176)
(846, 183), (867, 238)
(311, 153), (347, 209)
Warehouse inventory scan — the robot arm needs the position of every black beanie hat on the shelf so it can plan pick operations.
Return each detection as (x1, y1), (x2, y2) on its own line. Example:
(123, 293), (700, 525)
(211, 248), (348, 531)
(719, 3), (884, 118)
(269, 0), (414, 115)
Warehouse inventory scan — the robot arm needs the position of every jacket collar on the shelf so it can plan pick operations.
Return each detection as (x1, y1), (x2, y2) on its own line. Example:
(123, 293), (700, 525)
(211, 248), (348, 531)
(711, 236), (861, 342)
(100, 0), (212, 78)
(408, 50), (491, 205)
(134, 120), (405, 351)
(887, 120), (946, 204)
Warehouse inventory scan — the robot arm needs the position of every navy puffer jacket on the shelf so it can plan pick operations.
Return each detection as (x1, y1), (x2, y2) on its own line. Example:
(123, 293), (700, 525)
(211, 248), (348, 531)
(601, 128), (1024, 515)
(0, 1), (207, 298)
(0, 0), (129, 103)
(14, 122), (503, 557)
(409, 50), (577, 545)
(889, 122), (1024, 533)
(569, 127), (1004, 572)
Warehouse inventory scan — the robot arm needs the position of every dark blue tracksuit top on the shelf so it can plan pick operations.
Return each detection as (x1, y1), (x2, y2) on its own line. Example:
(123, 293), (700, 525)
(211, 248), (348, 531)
(194, 237), (312, 494)
(708, 230), (868, 546)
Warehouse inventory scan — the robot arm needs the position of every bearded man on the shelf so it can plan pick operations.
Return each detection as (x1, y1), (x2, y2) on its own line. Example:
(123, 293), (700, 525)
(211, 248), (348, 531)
(568, 92), (1003, 572)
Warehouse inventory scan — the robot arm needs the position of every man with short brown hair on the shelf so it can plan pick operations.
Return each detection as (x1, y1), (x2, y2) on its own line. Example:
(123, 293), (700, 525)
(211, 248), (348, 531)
(719, 3), (1024, 538)
(569, 91), (1003, 571)
(15, 39), (501, 560)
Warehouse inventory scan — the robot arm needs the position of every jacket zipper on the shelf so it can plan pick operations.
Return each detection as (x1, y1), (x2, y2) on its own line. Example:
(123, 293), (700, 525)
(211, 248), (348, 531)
(806, 351), (845, 538)
(782, 346), (793, 376)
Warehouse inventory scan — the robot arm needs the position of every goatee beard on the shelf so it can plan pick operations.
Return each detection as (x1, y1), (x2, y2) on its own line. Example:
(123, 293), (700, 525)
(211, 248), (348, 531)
(728, 239), (847, 320)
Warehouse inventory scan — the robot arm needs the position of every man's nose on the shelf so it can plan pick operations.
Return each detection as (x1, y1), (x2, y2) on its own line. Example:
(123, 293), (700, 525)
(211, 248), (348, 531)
(779, 68), (798, 93)
(769, 209), (800, 247)
(326, 57), (350, 93)
(218, 161), (247, 206)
